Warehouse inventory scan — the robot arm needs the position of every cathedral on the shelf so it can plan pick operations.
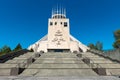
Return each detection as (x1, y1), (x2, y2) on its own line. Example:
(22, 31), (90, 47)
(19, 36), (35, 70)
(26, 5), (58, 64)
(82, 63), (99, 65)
(28, 8), (89, 53)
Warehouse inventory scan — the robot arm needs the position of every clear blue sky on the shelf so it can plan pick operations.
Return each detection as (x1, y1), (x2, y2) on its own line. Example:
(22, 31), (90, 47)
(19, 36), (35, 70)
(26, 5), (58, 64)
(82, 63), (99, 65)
(0, 0), (120, 50)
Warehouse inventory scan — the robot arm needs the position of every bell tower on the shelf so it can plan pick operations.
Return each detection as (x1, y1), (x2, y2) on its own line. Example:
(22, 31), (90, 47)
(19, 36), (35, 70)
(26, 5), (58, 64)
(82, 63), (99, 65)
(47, 8), (70, 52)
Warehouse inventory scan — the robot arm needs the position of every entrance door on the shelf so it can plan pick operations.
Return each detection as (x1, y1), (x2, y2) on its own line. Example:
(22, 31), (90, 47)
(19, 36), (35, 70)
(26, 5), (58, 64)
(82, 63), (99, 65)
(48, 49), (70, 52)
(54, 49), (63, 52)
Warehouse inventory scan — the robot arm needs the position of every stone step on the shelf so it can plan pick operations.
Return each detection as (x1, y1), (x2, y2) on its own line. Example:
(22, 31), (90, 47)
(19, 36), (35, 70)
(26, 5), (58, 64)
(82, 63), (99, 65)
(98, 63), (120, 68)
(84, 56), (101, 58)
(0, 64), (18, 76)
(90, 60), (114, 63)
(5, 52), (36, 63)
(83, 55), (99, 57)
(40, 55), (77, 58)
(0, 76), (119, 80)
(107, 69), (120, 76)
(0, 64), (18, 68)
(90, 61), (115, 63)
(0, 68), (20, 76)
(5, 59), (25, 63)
(27, 63), (90, 69)
(36, 58), (81, 60)
(90, 58), (112, 61)
(34, 60), (84, 64)
(87, 57), (108, 59)
(20, 69), (98, 76)
(17, 52), (35, 58)
(41, 53), (76, 55)
(45, 52), (74, 54)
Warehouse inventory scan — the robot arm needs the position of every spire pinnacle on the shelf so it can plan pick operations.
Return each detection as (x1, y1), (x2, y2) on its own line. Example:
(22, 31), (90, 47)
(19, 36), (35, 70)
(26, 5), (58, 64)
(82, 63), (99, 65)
(52, 8), (53, 17)
(51, 5), (66, 18)
(64, 8), (66, 16)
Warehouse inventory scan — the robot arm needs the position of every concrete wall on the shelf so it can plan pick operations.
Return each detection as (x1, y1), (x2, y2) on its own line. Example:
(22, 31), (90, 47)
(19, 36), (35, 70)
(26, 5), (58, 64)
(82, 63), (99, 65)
(70, 41), (79, 53)
(37, 41), (48, 53)
(48, 18), (70, 49)
(104, 49), (120, 61)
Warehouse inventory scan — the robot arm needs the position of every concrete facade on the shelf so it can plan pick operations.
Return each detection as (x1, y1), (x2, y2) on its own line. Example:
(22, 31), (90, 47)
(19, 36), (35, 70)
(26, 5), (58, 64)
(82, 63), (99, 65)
(28, 9), (89, 53)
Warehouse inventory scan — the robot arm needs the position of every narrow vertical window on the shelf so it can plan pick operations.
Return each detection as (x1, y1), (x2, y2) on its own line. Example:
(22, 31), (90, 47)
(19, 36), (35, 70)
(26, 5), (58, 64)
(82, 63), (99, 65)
(55, 22), (57, 25)
(50, 22), (53, 26)
(61, 22), (62, 25)
(64, 22), (67, 27)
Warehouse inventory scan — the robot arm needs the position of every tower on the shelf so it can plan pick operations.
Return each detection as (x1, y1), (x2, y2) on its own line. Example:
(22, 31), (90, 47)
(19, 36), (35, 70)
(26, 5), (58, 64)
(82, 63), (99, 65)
(28, 8), (89, 53)
(47, 8), (70, 52)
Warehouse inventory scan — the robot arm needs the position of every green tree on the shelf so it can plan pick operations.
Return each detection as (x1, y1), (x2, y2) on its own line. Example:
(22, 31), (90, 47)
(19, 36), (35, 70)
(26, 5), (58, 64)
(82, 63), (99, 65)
(0, 48), (2, 55)
(114, 30), (120, 40)
(13, 43), (22, 51)
(113, 39), (120, 48)
(96, 41), (103, 51)
(0, 45), (11, 54)
(113, 30), (120, 48)
(0, 48), (2, 53)
(88, 43), (96, 49)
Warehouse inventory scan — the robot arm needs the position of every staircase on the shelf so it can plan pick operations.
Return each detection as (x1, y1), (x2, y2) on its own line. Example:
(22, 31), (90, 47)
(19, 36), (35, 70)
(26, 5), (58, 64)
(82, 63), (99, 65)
(0, 51), (120, 77)
(20, 52), (98, 76)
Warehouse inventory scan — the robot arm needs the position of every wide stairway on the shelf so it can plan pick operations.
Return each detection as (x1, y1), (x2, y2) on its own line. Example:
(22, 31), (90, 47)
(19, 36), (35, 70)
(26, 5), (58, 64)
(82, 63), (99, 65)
(20, 52), (98, 76)
(0, 51), (120, 79)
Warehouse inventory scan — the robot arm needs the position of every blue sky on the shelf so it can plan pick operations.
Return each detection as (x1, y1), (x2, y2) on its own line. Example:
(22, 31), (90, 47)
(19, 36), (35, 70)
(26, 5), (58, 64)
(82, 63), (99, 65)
(0, 0), (120, 50)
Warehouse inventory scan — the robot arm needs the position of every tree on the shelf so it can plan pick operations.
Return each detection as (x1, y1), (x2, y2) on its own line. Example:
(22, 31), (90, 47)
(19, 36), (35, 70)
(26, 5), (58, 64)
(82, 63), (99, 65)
(13, 43), (22, 51)
(0, 48), (2, 53)
(0, 48), (2, 55)
(113, 30), (120, 49)
(114, 30), (120, 40)
(113, 39), (120, 49)
(88, 43), (96, 49)
(0, 45), (11, 54)
(96, 41), (103, 51)
(88, 42), (103, 51)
